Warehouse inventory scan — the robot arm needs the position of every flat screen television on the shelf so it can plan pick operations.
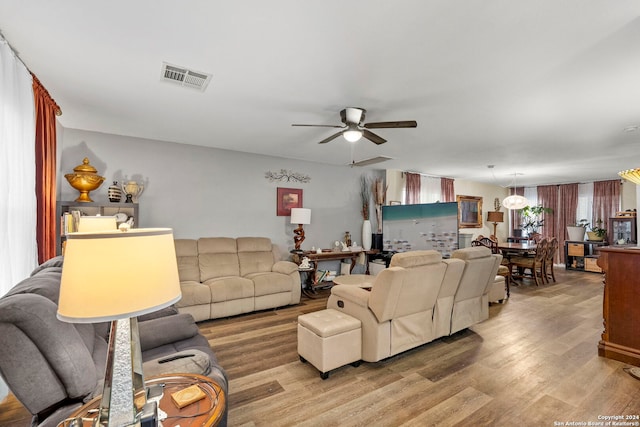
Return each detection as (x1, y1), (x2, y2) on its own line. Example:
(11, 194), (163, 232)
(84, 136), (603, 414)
(381, 202), (459, 257)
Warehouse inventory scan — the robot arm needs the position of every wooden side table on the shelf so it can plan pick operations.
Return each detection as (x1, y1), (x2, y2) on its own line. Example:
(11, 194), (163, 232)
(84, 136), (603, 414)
(63, 373), (225, 427)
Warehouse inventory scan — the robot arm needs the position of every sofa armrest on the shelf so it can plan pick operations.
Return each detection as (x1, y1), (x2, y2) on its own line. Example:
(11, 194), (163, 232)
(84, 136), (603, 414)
(329, 285), (370, 308)
(138, 313), (199, 351)
(137, 305), (179, 322)
(272, 260), (299, 275)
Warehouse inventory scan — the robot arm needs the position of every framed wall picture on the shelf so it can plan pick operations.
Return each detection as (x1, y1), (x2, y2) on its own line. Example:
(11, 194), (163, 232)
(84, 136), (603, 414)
(457, 195), (483, 228)
(277, 187), (303, 216)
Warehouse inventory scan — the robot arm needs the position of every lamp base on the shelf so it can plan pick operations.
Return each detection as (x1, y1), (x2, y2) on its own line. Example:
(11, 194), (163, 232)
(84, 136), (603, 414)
(98, 317), (145, 427)
(293, 224), (305, 251)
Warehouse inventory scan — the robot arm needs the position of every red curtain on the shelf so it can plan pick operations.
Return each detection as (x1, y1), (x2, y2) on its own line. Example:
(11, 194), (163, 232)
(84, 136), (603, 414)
(440, 177), (454, 202)
(405, 172), (421, 204)
(537, 185), (558, 239)
(557, 183), (578, 264)
(593, 180), (621, 232)
(33, 74), (61, 263)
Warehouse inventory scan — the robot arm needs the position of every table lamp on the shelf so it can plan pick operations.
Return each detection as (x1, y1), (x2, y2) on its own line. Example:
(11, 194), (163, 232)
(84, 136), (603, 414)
(290, 208), (311, 252)
(487, 211), (504, 238)
(58, 228), (181, 426)
(77, 215), (117, 232)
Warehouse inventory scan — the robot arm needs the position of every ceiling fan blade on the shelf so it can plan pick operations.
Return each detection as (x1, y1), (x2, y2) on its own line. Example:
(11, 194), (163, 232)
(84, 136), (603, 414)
(364, 120), (417, 129)
(318, 131), (344, 144)
(363, 129), (387, 145)
(292, 124), (345, 128)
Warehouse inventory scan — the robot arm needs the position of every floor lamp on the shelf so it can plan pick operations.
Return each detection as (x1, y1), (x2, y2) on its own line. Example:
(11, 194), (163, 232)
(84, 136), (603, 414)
(487, 211), (504, 238)
(58, 228), (181, 426)
(290, 208), (311, 252)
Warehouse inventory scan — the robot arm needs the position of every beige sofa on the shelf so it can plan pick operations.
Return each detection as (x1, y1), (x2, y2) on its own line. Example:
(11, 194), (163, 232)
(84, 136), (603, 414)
(174, 237), (301, 321)
(326, 247), (500, 362)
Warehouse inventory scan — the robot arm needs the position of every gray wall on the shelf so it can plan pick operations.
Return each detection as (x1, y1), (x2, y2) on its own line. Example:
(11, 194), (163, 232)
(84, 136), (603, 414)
(58, 128), (382, 257)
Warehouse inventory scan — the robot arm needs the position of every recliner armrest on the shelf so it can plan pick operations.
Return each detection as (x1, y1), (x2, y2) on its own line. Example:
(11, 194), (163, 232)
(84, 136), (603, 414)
(329, 285), (370, 308)
(272, 260), (299, 275)
(138, 313), (199, 351)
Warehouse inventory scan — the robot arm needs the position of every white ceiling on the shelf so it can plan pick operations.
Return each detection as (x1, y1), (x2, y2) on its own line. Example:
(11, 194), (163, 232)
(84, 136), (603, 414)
(2, 0), (640, 187)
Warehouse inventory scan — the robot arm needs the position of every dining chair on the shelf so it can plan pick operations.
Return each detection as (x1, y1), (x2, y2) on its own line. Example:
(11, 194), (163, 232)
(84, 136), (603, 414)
(543, 237), (559, 283)
(471, 235), (511, 296)
(510, 238), (548, 286)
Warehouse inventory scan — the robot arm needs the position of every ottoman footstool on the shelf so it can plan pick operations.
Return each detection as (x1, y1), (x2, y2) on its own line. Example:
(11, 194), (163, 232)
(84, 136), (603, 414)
(297, 308), (362, 379)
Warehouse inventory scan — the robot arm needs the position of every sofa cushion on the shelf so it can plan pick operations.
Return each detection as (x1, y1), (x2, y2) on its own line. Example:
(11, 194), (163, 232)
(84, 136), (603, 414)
(138, 313), (200, 351)
(237, 237), (275, 276)
(175, 239), (200, 282)
(143, 349), (212, 377)
(389, 250), (442, 268)
(30, 255), (64, 276)
(6, 268), (63, 304)
(176, 281), (211, 308)
(199, 237), (240, 280)
(452, 246), (492, 260)
(246, 272), (294, 296)
(205, 276), (254, 302)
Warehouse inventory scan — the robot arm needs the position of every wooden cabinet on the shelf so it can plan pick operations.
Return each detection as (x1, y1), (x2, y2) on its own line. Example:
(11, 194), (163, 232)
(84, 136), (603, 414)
(564, 240), (607, 273)
(608, 215), (637, 245)
(597, 247), (640, 366)
(56, 201), (139, 255)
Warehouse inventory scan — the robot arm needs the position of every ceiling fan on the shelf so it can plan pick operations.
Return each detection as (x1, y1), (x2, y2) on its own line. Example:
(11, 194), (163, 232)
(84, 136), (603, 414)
(292, 107), (417, 145)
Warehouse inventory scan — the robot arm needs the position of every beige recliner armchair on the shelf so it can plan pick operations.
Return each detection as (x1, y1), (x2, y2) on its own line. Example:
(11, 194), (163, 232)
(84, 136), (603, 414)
(327, 250), (463, 362)
(449, 246), (502, 334)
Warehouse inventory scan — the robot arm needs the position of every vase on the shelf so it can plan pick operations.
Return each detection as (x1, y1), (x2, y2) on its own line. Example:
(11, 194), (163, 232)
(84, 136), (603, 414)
(566, 226), (585, 242)
(108, 181), (122, 202)
(362, 220), (372, 250)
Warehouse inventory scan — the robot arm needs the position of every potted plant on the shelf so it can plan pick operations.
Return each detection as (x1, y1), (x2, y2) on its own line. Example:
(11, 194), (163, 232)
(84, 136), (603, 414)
(567, 219), (588, 241)
(587, 219), (607, 241)
(521, 205), (553, 238)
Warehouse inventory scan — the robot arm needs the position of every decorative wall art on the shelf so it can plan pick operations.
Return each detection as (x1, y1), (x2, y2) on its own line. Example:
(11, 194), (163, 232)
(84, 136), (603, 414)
(457, 195), (483, 228)
(265, 169), (311, 183)
(277, 187), (303, 216)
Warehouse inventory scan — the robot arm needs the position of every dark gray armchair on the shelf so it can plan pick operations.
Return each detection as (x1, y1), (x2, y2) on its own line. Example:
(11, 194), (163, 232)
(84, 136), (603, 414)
(0, 256), (228, 427)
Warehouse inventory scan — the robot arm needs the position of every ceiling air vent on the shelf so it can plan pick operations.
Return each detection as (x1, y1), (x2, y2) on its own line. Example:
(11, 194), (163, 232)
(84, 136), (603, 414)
(349, 156), (393, 167)
(161, 62), (212, 91)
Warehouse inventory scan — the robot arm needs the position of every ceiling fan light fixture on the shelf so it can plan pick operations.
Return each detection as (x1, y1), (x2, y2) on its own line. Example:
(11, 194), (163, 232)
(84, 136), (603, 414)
(502, 195), (529, 210)
(343, 128), (362, 142)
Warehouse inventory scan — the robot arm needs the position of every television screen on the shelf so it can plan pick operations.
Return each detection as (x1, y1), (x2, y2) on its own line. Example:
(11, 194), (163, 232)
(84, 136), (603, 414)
(381, 202), (459, 257)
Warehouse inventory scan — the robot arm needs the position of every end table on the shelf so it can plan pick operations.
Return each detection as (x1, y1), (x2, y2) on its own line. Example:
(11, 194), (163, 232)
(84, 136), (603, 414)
(61, 373), (225, 427)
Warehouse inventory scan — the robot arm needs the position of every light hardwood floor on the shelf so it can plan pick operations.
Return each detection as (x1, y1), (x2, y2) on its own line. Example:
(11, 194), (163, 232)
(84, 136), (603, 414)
(2, 269), (639, 426)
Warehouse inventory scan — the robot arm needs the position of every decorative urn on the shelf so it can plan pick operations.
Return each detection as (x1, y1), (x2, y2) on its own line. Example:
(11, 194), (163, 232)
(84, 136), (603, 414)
(64, 158), (105, 202)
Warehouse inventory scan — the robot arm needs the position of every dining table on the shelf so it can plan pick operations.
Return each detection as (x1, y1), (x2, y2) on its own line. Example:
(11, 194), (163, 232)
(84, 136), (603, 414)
(497, 242), (537, 255)
(497, 242), (537, 284)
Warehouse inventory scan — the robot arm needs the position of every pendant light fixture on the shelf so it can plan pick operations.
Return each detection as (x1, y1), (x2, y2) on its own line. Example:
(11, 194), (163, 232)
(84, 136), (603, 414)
(502, 173), (529, 210)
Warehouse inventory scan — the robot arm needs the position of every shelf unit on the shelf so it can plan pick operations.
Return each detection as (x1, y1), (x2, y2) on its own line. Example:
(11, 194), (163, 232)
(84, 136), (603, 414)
(564, 240), (607, 273)
(56, 201), (139, 255)
(608, 215), (637, 245)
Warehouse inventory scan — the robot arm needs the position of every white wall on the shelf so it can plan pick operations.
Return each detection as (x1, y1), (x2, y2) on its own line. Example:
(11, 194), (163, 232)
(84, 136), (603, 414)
(58, 129), (381, 256)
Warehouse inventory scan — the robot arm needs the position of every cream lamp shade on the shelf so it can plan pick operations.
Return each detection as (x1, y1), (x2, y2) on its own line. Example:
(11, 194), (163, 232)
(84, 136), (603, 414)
(76, 215), (117, 232)
(290, 208), (311, 225)
(58, 228), (181, 322)
(502, 195), (529, 210)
